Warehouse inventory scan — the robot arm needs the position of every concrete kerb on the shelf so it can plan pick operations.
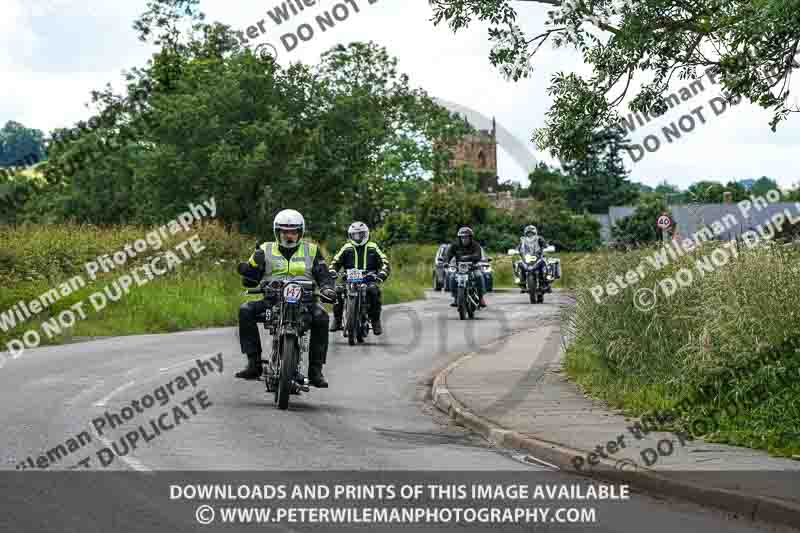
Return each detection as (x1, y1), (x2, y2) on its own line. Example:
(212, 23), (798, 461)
(429, 329), (800, 530)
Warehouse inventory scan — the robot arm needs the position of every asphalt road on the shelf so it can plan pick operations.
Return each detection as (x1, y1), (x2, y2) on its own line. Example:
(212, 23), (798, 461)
(0, 290), (793, 533)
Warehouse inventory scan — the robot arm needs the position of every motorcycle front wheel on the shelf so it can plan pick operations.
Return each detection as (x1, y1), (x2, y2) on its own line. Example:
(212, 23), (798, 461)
(528, 273), (538, 304)
(457, 287), (467, 320)
(277, 335), (298, 410)
(346, 296), (359, 346)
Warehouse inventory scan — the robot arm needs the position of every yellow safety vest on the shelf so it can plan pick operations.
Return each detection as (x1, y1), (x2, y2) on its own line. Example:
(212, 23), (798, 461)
(335, 241), (383, 271)
(250, 240), (317, 280)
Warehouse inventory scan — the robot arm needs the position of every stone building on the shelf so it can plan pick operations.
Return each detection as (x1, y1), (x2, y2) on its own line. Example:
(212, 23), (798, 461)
(445, 117), (499, 193)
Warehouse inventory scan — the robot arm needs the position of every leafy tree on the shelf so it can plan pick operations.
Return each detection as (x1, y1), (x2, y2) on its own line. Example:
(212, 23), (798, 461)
(495, 178), (525, 197)
(561, 127), (639, 213)
(686, 181), (726, 203)
(611, 197), (672, 246)
(723, 180), (748, 202)
(429, 0), (800, 162)
(474, 208), (519, 252)
(654, 181), (679, 195)
(0, 121), (46, 167)
(528, 162), (567, 202)
(373, 212), (418, 248)
(39, 1), (469, 240)
(416, 188), (490, 244)
(751, 176), (779, 197)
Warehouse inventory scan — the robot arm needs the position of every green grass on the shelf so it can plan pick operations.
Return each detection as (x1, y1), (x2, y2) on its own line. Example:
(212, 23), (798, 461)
(562, 241), (800, 457)
(0, 222), (255, 348)
(0, 227), (449, 349)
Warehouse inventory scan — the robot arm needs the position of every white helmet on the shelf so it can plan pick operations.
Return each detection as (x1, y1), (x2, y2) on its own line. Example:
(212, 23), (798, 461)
(348, 221), (369, 246)
(273, 209), (305, 249)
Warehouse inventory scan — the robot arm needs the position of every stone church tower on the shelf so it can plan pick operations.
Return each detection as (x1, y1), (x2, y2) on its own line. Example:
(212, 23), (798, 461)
(448, 116), (499, 193)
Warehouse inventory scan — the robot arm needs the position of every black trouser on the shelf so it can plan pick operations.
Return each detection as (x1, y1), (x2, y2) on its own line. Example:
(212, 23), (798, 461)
(239, 299), (330, 366)
(333, 282), (382, 322)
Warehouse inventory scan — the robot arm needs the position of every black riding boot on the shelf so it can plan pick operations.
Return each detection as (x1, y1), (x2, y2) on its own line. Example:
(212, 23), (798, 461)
(308, 357), (328, 388)
(235, 353), (262, 380)
(330, 295), (344, 331)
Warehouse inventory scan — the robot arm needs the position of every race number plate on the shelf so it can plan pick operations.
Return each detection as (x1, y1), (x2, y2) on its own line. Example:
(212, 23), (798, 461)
(283, 284), (303, 303)
(346, 269), (364, 282)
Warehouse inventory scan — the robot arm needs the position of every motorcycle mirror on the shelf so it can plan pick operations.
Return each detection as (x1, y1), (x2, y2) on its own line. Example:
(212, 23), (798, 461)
(507, 249), (519, 256)
(544, 245), (556, 253)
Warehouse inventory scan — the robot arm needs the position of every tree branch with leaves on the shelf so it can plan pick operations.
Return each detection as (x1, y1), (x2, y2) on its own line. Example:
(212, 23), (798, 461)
(429, 0), (800, 163)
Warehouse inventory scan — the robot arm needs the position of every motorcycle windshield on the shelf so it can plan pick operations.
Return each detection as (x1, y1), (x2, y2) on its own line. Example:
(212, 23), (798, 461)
(520, 238), (542, 257)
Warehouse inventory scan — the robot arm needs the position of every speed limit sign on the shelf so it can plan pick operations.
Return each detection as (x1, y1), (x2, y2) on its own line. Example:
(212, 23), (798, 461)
(656, 213), (672, 230)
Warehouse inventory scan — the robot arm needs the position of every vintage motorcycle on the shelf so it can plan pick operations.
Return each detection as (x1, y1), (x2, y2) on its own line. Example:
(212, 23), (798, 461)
(245, 275), (332, 409)
(334, 268), (373, 346)
(509, 245), (558, 304)
(450, 261), (481, 320)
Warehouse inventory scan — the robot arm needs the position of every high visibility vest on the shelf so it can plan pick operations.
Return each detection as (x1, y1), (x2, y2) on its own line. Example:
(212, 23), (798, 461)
(254, 240), (317, 280)
(336, 241), (382, 271)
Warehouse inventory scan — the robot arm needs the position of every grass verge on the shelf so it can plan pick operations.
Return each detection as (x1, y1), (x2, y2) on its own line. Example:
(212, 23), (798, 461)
(562, 241), (800, 457)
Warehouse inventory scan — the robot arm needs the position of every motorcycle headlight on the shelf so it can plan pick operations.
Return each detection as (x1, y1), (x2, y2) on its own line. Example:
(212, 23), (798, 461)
(448, 266), (456, 273)
(482, 266), (492, 273)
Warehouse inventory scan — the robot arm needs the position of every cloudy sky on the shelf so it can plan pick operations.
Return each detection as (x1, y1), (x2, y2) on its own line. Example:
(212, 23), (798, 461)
(2, 0), (798, 189)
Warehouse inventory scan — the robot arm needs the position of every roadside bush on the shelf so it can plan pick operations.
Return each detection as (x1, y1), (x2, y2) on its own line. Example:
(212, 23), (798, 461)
(416, 188), (490, 244)
(373, 212), (418, 248)
(512, 201), (602, 252)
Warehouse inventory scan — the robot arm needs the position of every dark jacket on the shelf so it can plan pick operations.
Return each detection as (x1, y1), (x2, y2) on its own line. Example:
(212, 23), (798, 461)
(330, 241), (391, 281)
(240, 241), (333, 290)
(445, 239), (482, 263)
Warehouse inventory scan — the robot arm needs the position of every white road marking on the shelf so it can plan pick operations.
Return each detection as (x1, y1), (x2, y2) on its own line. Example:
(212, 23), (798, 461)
(65, 380), (105, 406)
(96, 434), (151, 472)
(523, 454), (561, 470)
(93, 380), (135, 407)
(159, 354), (214, 373)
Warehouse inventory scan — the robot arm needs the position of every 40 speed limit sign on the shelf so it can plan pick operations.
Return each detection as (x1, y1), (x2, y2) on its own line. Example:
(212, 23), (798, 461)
(656, 213), (672, 230)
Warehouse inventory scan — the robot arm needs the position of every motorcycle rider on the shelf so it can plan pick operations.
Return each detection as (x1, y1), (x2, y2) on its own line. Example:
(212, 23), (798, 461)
(328, 222), (391, 335)
(514, 225), (549, 285)
(445, 227), (487, 308)
(236, 209), (337, 387)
